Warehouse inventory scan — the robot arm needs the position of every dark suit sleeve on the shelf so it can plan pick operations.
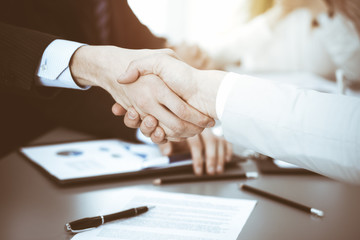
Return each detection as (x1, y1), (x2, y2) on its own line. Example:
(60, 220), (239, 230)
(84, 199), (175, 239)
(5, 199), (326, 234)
(0, 22), (57, 92)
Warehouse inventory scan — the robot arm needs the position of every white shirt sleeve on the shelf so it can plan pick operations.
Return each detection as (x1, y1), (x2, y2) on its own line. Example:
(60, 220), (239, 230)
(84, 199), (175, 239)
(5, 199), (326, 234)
(36, 39), (90, 90)
(217, 72), (360, 185)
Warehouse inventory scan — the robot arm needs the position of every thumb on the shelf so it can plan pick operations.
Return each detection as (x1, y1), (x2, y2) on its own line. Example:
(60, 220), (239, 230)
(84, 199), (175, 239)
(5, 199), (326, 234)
(117, 67), (140, 84)
(117, 58), (154, 84)
(118, 52), (177, 84)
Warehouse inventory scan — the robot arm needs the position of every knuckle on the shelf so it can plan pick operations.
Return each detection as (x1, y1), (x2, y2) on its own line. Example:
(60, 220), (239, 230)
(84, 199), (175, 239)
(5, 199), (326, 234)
(195, 161), (203, 168)
(141, 129), (151, 137)
(189, 138), (202, 150)
(127, 59), (136, 67)
(206, 152), (216, 163)
(192, 141), (202, 150)
(136, 97), (150, 109)
(204, 136), (216, 146)
(145, 74), (158, 82)
(163, 48), (176, 56)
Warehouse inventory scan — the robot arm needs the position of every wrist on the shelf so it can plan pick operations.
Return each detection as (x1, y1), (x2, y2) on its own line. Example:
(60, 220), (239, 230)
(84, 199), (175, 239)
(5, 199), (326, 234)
(70, 45), (131, 89)
(70, 45), (98, 87)
(193, 69), (225, 120)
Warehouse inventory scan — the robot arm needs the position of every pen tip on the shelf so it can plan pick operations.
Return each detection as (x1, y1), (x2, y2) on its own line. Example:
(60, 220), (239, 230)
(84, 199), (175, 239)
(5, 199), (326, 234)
(311, 208), (324, 217)
(238, 183), (245, 189)
(246, 172), (259, 179)
(147, 205), (156, 210)
(153, 179), (161, 185)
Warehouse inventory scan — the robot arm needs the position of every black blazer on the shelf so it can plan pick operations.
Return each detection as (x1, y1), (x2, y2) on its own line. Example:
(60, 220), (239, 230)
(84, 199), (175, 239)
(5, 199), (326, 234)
(0, 0), (165, 156)
(0, 0), (165, 93)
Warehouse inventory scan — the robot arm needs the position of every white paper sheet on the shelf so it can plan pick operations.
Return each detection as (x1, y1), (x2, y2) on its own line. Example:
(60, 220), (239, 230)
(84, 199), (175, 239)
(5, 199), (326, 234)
(71, 189), (257, 240)
(20, 139), (191, 181)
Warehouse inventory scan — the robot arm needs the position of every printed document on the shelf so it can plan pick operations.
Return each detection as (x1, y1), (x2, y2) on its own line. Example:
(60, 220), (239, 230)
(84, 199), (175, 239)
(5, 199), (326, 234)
(72, 189), (257, 240)
(21, 139), (191, 181)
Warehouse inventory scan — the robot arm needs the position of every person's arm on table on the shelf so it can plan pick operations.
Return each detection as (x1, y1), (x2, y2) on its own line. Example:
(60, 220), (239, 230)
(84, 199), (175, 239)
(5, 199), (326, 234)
(159, 128), (232, 175)
(117, 55), (360, 185)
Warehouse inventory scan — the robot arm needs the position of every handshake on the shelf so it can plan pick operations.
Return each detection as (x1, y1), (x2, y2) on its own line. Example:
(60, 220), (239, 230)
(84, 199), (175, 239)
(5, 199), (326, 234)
(70, 45), (231, 175)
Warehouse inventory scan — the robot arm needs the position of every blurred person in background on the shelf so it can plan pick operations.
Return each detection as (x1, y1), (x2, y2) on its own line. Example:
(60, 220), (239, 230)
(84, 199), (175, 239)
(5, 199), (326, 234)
(175, 0), (360, 87)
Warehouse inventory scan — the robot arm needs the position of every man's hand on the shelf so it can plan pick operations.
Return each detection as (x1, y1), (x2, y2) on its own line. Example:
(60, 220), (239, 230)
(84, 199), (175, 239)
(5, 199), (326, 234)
(69, 45), (215, 139)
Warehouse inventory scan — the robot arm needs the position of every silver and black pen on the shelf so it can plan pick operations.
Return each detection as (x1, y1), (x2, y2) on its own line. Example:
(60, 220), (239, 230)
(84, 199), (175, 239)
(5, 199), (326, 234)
(239, 184), (324, 217)
(65, 205), (155, 233)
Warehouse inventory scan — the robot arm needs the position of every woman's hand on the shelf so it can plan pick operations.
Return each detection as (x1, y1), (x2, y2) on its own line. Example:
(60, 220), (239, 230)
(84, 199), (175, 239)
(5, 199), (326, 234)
(159, 128), (233, 176)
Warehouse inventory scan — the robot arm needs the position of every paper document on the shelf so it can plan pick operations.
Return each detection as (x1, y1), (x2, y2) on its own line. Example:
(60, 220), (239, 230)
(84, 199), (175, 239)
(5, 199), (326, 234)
(20, 139), (191, 182)
(72, 189), (257, 240)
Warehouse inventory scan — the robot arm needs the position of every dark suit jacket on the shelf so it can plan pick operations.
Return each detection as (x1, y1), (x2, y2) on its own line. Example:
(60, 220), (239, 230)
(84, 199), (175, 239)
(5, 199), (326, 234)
(0, 0), (166, 156)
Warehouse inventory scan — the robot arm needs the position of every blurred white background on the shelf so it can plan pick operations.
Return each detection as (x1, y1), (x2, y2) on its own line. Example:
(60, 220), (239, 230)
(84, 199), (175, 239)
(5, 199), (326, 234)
(128, 0), (246, 47)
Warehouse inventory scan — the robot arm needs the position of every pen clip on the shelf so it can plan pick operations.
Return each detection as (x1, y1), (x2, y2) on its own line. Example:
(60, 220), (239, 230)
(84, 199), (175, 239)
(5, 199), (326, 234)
(65, 215), (104, 233)
(65, 223), (96, 233)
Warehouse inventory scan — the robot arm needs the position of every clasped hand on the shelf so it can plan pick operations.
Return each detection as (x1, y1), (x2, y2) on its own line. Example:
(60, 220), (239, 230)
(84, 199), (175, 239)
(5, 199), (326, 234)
(110, 52), (232, 175)
(70, 45), (214, 141)
(70, 45), (231, 175)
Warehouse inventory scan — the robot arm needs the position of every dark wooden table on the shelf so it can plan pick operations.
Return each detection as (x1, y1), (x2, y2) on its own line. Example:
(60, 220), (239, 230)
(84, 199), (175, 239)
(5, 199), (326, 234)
(1, 128), (359, 240)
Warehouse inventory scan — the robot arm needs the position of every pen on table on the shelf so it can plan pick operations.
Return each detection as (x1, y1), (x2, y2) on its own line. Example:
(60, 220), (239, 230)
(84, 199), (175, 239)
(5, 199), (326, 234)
(65, 205), (155, 233)
(153, 172), (258, 185)
(239, 184), (324, 217)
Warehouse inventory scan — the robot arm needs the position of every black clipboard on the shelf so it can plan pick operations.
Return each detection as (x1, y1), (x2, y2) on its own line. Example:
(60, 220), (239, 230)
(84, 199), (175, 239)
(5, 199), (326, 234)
(255, 158), (316, 175)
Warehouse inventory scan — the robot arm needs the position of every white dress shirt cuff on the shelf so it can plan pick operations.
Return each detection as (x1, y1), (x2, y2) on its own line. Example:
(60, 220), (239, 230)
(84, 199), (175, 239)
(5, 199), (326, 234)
(216, 72), (238, 120)
(36, 39), (90, 90)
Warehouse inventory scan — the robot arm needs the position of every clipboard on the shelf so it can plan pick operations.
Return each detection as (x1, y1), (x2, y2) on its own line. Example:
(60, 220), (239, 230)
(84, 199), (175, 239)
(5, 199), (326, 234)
(255, 158), (316, 175)
(20, 139), (243, 185)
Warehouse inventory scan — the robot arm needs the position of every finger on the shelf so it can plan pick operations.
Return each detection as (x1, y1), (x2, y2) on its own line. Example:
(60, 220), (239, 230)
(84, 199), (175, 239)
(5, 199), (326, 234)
(157, 86), (215, 128)
(187, 135), (204, 176)
(225, 141), (233, 163)
(150, 126), (166, 144)
(123, 107), (141, 129)
(139, 115), (158, 137)
(159, 142), (173, 156)
(203, 136), (217, 175)
(141, 103), (203, 139)
(216, 140), (225, 174)
(126, 77), (204, 138)
(156, 122), (191, 142)
(112, 103), (127, 116)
